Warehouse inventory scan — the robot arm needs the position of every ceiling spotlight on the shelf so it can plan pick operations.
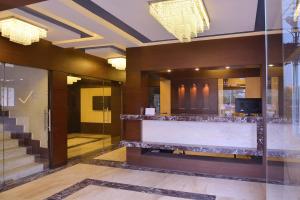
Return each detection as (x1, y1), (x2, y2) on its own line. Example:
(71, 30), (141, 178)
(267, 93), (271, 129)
(167, 69), (172, 73)
(195, 68), (199, 71)
(225, 66), (230, 69)
(268, 64), (274, 67)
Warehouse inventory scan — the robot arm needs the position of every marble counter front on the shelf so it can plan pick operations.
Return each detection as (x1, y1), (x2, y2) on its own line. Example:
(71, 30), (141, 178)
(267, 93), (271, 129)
(121, 114), (264, 156)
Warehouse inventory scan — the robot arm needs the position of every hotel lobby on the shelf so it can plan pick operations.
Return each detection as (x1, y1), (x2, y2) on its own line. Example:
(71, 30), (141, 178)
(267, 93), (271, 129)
(0, 0), (300, 199)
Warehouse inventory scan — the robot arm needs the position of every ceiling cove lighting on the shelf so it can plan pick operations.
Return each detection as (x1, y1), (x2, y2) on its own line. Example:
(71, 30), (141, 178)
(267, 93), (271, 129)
(149, 0), (210, 42)
(0, 17), (47, 45)
(108, 58), (126, 70)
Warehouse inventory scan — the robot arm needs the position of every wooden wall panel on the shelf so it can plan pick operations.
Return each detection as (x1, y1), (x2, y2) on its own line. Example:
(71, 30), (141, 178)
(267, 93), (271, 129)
(49, 71), (68, 168)
(0, 36), (125, 82)
(171, 79), (218, 114)
(0, 0), (46, 11)
(124, 34), (282, 141)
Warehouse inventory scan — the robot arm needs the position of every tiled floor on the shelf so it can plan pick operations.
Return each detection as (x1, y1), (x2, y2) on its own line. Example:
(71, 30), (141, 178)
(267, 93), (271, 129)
(67, 133), (112, 159)
(0, 148), (299, 200)
(95, 147), (126, 162)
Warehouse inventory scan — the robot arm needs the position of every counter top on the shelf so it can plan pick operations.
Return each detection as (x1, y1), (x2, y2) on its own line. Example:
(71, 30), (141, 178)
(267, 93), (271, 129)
(120, 114), (262, 123)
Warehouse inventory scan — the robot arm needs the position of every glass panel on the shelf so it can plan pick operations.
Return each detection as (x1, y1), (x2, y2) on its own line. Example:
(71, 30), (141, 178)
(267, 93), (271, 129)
(103, 80), (122, 145)
(67, 76), (106, 158)
(266, 0), (300, 199)
(0, 63), (48, 185)
(0, 62), (4, 187)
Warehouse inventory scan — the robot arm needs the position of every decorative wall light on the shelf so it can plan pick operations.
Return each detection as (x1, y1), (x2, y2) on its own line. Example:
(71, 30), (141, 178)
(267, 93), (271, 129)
(0, 17), (47, 45)
(107, 58), (126, 70)
(149, 0), (210, 42)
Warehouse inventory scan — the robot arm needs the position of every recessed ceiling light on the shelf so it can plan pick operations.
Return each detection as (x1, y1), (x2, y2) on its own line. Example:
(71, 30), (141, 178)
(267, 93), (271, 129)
(20, 78), (23, 81)
(167, 69), (172, 73)
(268, 64), (274, 67)
(195, 68), (199, 71)
(225, 66), (230, 69)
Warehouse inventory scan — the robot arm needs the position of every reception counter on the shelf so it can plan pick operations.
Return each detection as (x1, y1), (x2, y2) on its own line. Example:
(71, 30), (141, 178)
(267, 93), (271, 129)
(121, 115), (264, 156)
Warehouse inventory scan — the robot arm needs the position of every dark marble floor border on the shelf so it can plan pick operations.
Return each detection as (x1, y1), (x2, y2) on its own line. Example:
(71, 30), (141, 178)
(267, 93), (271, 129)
(46, 178), (216, 200)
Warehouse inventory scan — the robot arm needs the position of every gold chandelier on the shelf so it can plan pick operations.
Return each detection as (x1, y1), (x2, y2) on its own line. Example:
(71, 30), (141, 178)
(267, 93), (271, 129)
(0, 17), (47, 45)
(108, 58), (126, 70)
(149, 0), (210, 42)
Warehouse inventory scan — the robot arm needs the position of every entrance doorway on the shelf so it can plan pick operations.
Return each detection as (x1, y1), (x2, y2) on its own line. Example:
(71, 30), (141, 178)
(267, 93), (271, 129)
(66, 75), (122, 159)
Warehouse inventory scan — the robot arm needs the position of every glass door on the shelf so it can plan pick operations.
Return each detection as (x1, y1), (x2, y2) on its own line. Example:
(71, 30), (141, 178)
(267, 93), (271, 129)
(0, 62), (4, 187)
(0, 63), (48, 186)
(104, 80), (122, 145)
(265, 0), (300, 199)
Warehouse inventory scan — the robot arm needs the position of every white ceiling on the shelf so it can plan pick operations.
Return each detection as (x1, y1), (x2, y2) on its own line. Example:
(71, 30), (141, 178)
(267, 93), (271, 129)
(0, 0), (282, 59)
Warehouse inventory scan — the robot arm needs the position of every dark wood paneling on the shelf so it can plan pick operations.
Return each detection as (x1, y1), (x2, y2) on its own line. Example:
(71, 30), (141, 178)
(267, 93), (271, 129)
(171, 79), (218, 114)
(0, 36), (125, 82)
(123, 121), (141, 141)
(49, 71), (68, 168)
(68, 84), (81, 133)
(127, 148), (265, 179)
(127, 35), (281, 71)
(162, 68), (261, 80)
(0, 0), (46, 11)
(124, 34), (282, 141)
(111, 86), (122, 138)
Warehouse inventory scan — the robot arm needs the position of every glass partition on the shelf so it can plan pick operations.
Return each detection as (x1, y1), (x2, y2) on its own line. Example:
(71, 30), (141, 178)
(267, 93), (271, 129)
(0, 63), (48, 187)
(0, 62), (4, 186)
(67, 76), (122, 159)
(266, 0), (300, 199)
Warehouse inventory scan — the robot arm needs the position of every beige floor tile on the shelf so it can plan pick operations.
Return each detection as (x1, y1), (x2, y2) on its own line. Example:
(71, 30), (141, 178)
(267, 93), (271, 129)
(65, 185), (186, 200)
(1, 163), (297, 200)
(95, 147), (126, 162)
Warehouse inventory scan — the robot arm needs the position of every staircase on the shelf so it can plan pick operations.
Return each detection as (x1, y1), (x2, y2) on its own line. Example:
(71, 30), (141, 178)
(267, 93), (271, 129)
(0, 113), (44, 183)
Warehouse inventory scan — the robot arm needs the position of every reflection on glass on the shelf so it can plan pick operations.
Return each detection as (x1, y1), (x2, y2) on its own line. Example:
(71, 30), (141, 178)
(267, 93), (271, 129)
(0, 63), (48, 187)
(266, 0), (300, 199)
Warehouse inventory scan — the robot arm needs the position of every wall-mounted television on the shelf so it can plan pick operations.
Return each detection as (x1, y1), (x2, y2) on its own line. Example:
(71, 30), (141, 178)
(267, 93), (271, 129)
(235, 98), (262, 115)
(93, 96), (111, 110)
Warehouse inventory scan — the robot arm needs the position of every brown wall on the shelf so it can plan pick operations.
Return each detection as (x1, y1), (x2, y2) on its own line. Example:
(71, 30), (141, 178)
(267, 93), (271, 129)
(0, 0), (46, 11)
(171, 79), (218, 114)
(124, 34), (282, 141)
(0, 36), (125, 82)
(49, 71), (68, 168)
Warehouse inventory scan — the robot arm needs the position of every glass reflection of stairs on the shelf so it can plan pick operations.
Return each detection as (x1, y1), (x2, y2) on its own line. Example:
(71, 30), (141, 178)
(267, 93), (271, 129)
(0, 113), (44, 184)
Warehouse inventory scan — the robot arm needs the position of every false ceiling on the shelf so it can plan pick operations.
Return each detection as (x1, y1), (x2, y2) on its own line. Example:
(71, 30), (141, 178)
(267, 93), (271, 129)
(0, 0), (282, 59)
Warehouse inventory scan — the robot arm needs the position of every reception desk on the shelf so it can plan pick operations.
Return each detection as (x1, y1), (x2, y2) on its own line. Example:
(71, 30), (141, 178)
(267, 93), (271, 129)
(121, 115), (264, 156)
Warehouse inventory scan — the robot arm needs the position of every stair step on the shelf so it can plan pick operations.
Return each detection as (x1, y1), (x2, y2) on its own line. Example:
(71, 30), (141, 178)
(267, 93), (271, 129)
(0, 139), (19, 149)
(0, 131), (11, 140)
(3, 125), (23, 133)
(0, 155), (35, 171)
(0, 162), (44, 182)
(0, 147), (27, 160)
